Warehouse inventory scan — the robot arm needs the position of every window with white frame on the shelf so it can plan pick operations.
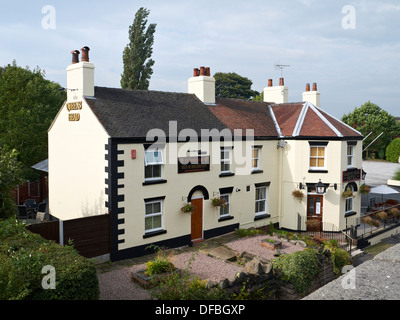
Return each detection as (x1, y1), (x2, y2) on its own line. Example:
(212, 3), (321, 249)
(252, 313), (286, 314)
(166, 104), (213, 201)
(347, 145), (354, 168)
(345, 185), (354, 213)
(309, 146), (326, 170)
(255, 185), (267, 215)
(220, 194), (230, 217)
(145, 199), (163, 233)
(145, 148), (164, 180)
(220, 148), (231, 173)
(252, 147), (261, 170)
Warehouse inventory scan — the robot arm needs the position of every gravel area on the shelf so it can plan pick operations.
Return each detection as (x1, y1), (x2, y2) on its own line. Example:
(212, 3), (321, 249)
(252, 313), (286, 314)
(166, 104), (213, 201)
(225, 235), (305, 260)
(97, 235), (306, 300)
(97, 267), (151, 300)
(170, 251), (244, 282)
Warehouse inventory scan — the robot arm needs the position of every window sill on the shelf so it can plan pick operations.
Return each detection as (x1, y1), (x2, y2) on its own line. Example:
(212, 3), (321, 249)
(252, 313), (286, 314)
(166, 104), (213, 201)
(219, 172), (235, 178)
(251, 169), (264, 174)
(218, 215), (234, 222)
(308, 169), (328, 174)
(254, 213), (271, 221)
(345, 211), (357, 218)
(142, 179), (167, 186)
(143, 229), (167, 239)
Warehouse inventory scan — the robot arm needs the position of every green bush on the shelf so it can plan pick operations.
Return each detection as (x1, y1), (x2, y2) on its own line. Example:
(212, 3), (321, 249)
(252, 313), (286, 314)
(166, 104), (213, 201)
(386, 138), (400, 163)
(0, 218), (99, 300)
(272, 249), (321, 294)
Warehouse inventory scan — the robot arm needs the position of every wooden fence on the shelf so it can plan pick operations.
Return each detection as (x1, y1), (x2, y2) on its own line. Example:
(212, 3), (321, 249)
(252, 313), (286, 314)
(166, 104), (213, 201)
(27, 214), (110, 259)
(12, 179), (47, 205)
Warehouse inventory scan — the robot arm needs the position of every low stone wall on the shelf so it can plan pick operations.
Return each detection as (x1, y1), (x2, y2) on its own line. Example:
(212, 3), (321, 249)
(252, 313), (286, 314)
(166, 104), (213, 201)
(207, 248), (337, 300)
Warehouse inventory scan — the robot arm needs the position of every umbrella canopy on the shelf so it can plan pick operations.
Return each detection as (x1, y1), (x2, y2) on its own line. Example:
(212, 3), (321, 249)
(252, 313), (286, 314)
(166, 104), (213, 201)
(369, 185), (399, 195)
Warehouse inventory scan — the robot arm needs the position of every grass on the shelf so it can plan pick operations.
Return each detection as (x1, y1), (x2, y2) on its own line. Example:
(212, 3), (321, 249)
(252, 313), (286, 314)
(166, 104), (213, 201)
(363, 242), (394, 256)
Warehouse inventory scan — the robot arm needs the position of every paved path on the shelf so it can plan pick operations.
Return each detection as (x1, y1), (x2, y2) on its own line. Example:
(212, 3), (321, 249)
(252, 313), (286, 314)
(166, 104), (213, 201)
(304, 235), (400, 300)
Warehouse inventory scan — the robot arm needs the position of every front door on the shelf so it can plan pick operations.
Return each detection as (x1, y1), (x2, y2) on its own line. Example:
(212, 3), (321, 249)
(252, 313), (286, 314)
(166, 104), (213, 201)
(307, 195), (323, 231)
(191, 198), (203, 241)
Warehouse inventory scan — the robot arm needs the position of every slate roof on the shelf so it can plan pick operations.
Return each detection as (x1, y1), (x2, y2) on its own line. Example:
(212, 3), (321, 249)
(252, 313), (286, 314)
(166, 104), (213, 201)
(85, 87), (228, 139)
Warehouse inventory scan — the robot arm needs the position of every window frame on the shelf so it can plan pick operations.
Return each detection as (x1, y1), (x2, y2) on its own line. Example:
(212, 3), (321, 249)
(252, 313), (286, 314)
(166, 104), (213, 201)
(252, 146), (261, 170)
(309, 145), (327, 170)
(345, 185), (354, 213)
(347, 145), (354, 168)
(144, 199), (163, 233)
(255, 185), (267, 216)
(144, 149), (164, 181)
(220, 148), (232, 174)
(219, 193), (230, 218)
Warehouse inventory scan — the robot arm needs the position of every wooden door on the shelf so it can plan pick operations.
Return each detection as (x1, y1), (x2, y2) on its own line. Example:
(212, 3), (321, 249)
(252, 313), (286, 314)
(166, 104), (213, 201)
(191, 198), (203, 241)
(307, 195), (323, 231)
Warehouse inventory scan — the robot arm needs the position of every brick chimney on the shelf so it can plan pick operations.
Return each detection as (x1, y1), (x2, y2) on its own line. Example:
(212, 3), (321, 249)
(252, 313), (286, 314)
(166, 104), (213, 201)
(66, 46), (95, 101)
(263, 77), (288, 104)
(302, 82), (320, 107)
(188, 66), (215, 104)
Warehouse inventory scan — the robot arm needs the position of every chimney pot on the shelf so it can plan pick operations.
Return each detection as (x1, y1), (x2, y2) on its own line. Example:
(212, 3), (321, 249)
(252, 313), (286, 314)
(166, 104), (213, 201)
(71, 50), (80, 64)
(193, 68), (199, 77)
(279, 77), (284, 86)
(81, 46), (90, 62)
(312, 83), (317, 91)
(199, 66), (206, 76)
(205, 67), (210, 77)
(268, 79), (273, 87)
(305, 83), (310, 92)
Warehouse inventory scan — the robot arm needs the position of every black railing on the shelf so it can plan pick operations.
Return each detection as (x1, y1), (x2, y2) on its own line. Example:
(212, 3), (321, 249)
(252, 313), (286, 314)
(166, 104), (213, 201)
(345, 203), (400, 239)
(297, 215), (356, 254)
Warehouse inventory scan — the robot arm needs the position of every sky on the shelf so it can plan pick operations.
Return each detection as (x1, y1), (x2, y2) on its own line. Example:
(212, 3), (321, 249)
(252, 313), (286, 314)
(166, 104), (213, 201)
(0, 0), (399, 119)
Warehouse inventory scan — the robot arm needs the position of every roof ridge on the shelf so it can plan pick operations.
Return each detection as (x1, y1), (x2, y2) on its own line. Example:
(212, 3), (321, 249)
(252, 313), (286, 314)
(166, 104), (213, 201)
(292, 102), (308, 137)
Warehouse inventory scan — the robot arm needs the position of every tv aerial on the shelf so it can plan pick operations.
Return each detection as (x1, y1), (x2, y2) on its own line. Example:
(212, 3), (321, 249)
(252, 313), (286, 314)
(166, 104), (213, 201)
(274, 62), (290, 78)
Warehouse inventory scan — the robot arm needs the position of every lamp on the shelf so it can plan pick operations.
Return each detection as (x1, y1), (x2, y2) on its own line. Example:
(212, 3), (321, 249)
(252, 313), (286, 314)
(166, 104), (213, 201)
(315, 179), (326, 194)
(362, 169), (367, 180)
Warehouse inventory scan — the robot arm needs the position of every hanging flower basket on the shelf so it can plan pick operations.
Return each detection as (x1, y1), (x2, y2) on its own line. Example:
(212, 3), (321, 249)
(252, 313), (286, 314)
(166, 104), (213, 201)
(291, 190), (304, 202)
(211, 197), (227, 208)
(181, 203), (194, 214)
(342, 188), (353, 198)
(359, 184), (371, 195)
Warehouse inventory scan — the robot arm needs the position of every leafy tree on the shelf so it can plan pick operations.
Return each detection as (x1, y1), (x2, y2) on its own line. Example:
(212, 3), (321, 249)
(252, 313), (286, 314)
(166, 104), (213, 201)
(0, 61), (66, 179)
(121, 7), (157, 90)
(341, 101), (400, 159)
(214, 72), (260, 100)
(0, 147), (23, 218)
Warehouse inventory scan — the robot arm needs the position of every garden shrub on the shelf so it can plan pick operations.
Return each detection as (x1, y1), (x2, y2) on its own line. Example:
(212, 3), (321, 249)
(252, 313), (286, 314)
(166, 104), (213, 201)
(323, 241), (351, 275)
(386, 138), (400, 163)
(0, 218), (99, 300)
(236, 228), (265, 238)
(272, 249), (321, 294)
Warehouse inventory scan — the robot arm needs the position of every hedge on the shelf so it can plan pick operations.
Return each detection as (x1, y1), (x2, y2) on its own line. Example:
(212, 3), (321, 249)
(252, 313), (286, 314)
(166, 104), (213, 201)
(0, 218), (99, 300)
(386, 138), (400, 163)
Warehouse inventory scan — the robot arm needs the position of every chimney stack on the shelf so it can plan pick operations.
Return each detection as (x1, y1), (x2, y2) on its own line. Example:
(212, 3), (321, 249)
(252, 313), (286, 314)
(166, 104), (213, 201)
(263, 77), (288, 104)
(188, 66), (215, 104)
(81, 46), (90, 62)
(71, 50), (80, 64)
(302, 82), (320, 107)
(66, 46), (95, 100)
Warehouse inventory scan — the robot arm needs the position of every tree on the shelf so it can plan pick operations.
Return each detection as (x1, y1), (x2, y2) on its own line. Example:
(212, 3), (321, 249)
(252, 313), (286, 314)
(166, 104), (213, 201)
(341, 101), (400, 159)
(0, 147), (23, 218)
(121, 7), (156, 90)
(0, 61), (66, 179)
(214, 72), (260, 100)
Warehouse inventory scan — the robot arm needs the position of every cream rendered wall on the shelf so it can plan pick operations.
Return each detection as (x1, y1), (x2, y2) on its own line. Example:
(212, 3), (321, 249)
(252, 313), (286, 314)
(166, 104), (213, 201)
(115, 140), (280, 251)
(280, 140), (362, 231)
(48, 98), (109, 220)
